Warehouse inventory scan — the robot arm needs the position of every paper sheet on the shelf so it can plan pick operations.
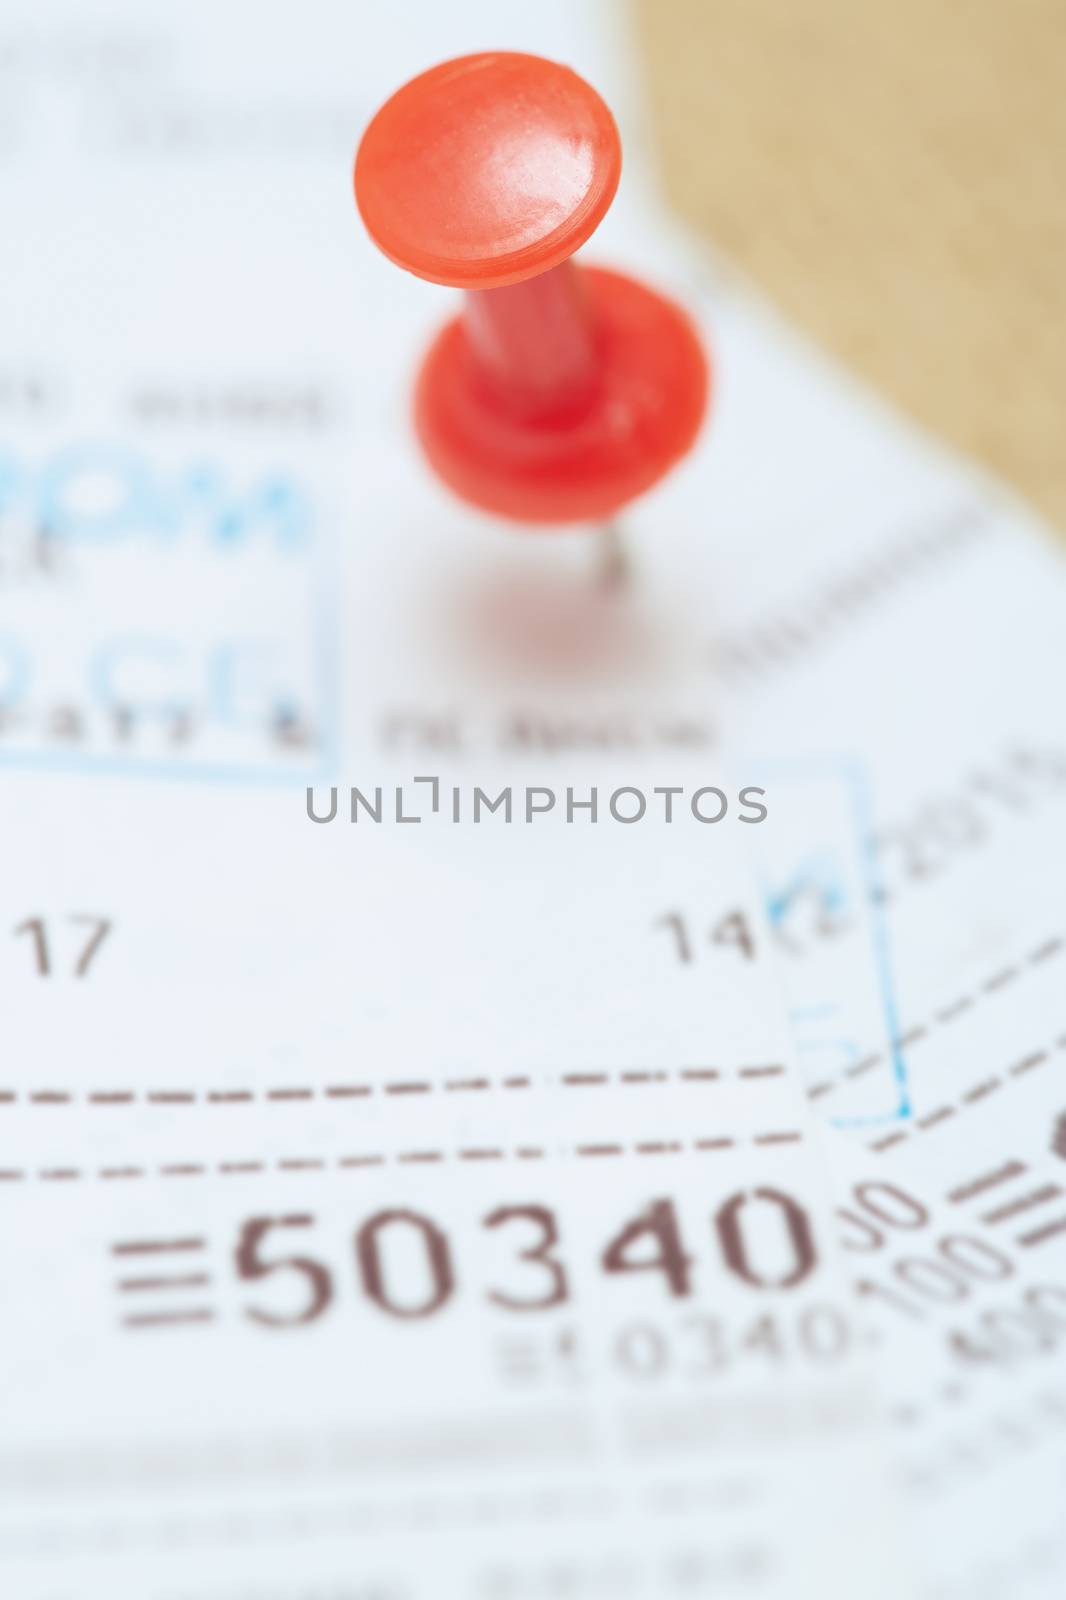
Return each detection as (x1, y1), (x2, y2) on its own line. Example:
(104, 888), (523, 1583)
(2, 2), (1064, 1596)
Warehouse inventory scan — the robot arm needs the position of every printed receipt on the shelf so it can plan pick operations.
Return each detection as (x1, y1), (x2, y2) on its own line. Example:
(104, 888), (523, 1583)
(1, 0), (1064, 1596)
(0, 774), (900, 1598)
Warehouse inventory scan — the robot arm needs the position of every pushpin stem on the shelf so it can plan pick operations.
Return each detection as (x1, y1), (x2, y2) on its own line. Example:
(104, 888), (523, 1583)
(598, 519), (628, 588)
(462, 260), (598, 423)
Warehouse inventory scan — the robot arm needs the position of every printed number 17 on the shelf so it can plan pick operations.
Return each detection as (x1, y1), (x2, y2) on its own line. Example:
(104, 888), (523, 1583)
(14, 915), (113, 978)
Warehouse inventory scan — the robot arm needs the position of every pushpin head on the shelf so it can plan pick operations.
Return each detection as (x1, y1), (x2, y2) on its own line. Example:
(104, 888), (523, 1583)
(355, 52), (709, 526)
(355, 52), (622, 291)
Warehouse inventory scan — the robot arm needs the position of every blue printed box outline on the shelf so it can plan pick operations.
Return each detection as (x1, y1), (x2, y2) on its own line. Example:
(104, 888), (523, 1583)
(0, 563), (342, 788)
(0, 444), (343, 786)
(752, 755), (909, 1126)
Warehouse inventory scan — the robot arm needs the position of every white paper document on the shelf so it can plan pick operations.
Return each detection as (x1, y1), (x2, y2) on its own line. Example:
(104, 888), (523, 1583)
(1, 2), (1064, 1597)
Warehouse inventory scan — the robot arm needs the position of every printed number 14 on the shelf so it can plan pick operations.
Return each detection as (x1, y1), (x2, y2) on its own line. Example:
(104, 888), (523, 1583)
(655, 910), (756, 965)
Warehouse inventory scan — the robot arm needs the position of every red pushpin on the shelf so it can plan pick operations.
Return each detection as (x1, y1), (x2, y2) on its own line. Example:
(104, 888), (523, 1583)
(355, 51), (708, 577)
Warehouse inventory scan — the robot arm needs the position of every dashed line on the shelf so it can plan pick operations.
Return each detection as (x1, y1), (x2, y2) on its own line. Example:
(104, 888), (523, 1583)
(961, 1077), (1002, 1104)
(0, 1133), (805, 1187)
(870, 1131), (908, 1152)
(981, 967), (1019, 994)
(915, 1106), (956, 1130)
(1010, 1050), (1049, 1077)
(935, 997), (974, 1025)
(947, 1160), (1028, 1204)
(897, 1026), (928, 1049)
(1018, 1216), (1066, 1250)
(981, 1185), (1063, 1225)
(805, 931), (1065, 1103)
(0, 1065), (786, 1110)
(867, 1027), (1060, 1153)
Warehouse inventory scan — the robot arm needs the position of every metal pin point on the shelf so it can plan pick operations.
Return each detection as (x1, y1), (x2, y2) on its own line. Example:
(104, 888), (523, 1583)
(597, 521), (629, 590)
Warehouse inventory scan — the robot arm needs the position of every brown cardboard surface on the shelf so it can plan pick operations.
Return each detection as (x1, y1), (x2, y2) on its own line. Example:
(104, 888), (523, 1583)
(634, 0), (1066, 530)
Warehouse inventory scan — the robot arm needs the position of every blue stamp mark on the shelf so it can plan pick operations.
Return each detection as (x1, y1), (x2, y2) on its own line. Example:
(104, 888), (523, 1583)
(0, 440), (340, 784)
(751, 755), (909, 1124)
